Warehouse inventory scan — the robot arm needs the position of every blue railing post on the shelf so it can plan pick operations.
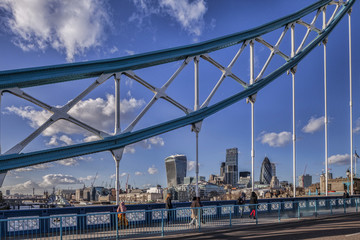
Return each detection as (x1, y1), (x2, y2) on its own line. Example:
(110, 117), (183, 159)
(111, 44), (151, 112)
(161, 209), (164, 237)
(330, 200), (333, 215)
(198, 208), (201, 231)
(229, 206), (232, 227)
(116, 212), (119, 239)
(60, 216), (63, 240)
(278, 203), (281, 222)
(297, 203), (300, 219)
(356, 198), (358, 212)
(255, 205), (258, 225)
(315, 200), (317, 218)
(344, 199), (346, 214)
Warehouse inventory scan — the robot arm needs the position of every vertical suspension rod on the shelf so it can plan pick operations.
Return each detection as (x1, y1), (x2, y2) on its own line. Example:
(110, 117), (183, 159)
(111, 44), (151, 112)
(250, 40), (255, 192)
(323, 8), (328, 197)
(349, 10), (354, 194)
(194, 56), (200, 197)
(114, 75), (121, 205)
(291, 23), (296, 198)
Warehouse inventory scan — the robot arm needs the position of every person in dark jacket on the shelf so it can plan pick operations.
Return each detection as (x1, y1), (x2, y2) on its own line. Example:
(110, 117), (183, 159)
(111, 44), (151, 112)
(165, 193), (173, 223)
(249, 191), (258, 219)
(237, 192), (246, 218)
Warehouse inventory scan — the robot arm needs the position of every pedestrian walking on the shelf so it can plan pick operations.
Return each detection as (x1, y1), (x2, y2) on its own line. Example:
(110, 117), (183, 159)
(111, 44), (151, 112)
(189, 197), (200, 227)
(165, 193), (173, 223)
(117, 202), (128, 228)
(237, 192), (246, 218)
(249, 191), (258, 219)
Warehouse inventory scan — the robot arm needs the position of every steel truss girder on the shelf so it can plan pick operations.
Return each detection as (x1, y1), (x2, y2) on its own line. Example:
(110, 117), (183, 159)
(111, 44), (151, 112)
(0, 0), (354, 172)
(0, 0), (333, 89)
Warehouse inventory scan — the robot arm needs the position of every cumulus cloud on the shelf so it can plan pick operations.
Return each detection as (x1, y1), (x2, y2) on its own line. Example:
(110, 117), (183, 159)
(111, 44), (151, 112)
(57, 158), (78, 166)
(59, 135), (73, 145)
(110, 46), (118, 54)
(259, 131), (291, 147)
(302, 116), (325, 133)
(39, 174), (82, 187)
(328, 154), (350, 166)
(354, 118), (360, 133)
(47, 136), (58, 146)
(125, 49), (135, 55)
(187, 161), (197, 171)
(142, 136), (165, 149)
(78, 175), (95, 182)
(130, 0), (207, 36)
(6, 94), (145, 137)
(14, 163), (53, 172)
(110, 174), (116, 179)
(9, 180), (40, 191)
(159, 0), (207, 36)
(148, 165), (158, 175)
(0, 0), (111, 62)
(135, 171), (143, 176)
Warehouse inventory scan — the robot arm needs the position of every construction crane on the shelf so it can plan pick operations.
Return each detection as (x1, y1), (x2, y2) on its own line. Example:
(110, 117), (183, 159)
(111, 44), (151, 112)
(91, 172), (98, 188)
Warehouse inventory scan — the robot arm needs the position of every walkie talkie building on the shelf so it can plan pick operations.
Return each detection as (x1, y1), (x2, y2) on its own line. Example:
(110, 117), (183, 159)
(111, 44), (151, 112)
(165, 155), (187, 187)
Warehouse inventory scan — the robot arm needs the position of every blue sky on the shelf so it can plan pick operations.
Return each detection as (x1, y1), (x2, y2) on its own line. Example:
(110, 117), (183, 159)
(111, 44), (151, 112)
(0, 0), (359, 194)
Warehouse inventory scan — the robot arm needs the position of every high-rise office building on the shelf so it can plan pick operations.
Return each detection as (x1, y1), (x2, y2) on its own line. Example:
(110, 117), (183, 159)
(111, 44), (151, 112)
(239, 171), (251, 178)
(165, 154), (187, 187)
(225, 148), (238, 186)
(271, 163), (276, 177)
(260, 157), (272, 184)
(298, 174), (312, 188)
(220, 162), (226, 178)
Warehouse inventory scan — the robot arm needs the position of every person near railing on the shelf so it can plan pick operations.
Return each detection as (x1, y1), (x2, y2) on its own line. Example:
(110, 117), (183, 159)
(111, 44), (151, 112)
(165, 193), (173, 223)
(117, 202), (128, 228)
(343, 189), (350, 199)
(249, 192), (258, 219)
(189, 197), (200, 227)
(237, 192), (246, 218)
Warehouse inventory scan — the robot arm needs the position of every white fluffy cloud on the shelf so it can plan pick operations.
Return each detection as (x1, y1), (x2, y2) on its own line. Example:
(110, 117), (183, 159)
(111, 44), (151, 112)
(328, 154), (350, 166)
(1, 0), (111, 62)
(6, 94), (145, 137)
(14, 163), (53, 172)
(302, 116), (325, 133)
(57, 158), (78, 166)
(130, 0), (208, 36)
(159, 0), (207, 36)
(259, 131), (291, 147)
(354, 118), (360, 133)
(135, 171), (143, 176)
(125, 49), (135, 55)
(39, 174), (82, 187)
(148, 165), (158, 175)
(9, 180), (40, 191)
(142, 136), (165, 149)
(187, 161), (197, 171)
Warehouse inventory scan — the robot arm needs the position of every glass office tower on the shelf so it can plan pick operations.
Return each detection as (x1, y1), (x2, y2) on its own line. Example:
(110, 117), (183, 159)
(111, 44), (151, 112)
(165, 154), (187, 187)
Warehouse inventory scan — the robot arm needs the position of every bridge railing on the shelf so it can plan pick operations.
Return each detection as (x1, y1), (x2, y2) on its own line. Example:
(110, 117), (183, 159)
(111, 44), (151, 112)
(0, 197), (358, 239)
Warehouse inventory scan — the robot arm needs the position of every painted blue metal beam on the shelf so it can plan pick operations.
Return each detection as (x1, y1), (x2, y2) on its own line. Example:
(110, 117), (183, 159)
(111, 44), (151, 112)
(0, 0), (354, 172)
(0, 0), (331, 89)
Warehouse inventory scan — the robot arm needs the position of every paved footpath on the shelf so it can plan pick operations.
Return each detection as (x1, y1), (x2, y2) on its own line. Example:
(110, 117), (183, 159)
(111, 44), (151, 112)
(136, 213), (360, 240)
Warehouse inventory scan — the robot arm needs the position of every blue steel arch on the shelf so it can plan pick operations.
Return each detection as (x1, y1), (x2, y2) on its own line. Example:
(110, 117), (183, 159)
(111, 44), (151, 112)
(0, 0), (355, 172)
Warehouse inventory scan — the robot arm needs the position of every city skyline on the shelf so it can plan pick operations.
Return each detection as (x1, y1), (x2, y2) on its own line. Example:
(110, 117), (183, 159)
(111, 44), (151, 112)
(0, 0), (360, 194)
